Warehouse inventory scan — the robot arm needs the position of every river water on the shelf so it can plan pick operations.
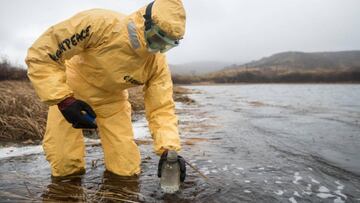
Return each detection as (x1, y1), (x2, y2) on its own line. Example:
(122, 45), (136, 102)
(1, 84), (360, 202)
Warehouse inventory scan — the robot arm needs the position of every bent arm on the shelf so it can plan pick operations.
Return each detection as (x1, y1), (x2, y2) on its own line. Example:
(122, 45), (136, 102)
(25, 10), (104, 105)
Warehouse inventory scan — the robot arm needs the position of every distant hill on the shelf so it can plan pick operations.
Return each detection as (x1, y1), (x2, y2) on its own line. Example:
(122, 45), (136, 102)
(204, 51), (360, 83)
(172, 51), (360, 84)
(240, 51), (360, 71)
(169, 61), (234, 75)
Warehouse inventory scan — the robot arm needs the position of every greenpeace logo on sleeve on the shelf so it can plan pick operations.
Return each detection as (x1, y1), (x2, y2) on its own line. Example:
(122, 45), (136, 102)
(124, 76), (144, 85)
(48, 25), (92, 62)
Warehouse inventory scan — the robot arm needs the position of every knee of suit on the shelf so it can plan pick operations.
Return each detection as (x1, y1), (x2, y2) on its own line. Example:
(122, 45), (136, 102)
(92, 99), (131, 119)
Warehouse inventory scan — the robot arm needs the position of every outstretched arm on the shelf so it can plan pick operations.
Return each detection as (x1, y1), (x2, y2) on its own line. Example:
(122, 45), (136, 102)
(143, 54), (181, 155)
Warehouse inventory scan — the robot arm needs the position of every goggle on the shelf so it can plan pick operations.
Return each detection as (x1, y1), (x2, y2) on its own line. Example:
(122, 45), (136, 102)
(145, 25), (180, 53)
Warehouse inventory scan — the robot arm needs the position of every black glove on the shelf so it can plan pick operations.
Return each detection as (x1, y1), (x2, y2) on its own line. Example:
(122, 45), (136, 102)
(157, 150), (186, 182)
(57, 96), (97, 129)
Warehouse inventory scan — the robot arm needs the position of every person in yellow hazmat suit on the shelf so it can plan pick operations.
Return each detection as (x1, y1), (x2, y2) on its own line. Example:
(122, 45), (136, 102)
(25, 0), (186, 182)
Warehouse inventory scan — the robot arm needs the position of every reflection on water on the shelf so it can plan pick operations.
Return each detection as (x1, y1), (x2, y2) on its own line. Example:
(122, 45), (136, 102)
(43, 176), (85, 202)
(1, 84), (360, 202)
(42, 171), (141, 202)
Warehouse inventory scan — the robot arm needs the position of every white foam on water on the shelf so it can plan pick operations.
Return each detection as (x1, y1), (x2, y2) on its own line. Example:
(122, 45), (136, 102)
(303, 190), (312, 195)
(333, 197), (345, 203)
(274, 190), (284, 196)
(289, 197), (297, 203)
(293, 172), (303, 184)
(334, 181), (347, 200)
(335, 181), (345, 190)
(258, 167), (264, 170)
(309, 176), (320, 184)
(316, 193), (335, 199)
(197, 117), (209, 122)
(275, 181), (283, 184)
(0, 137), (102, 159)
(207, 160), (213, 163)
(318, 186), (330, 193)
(237, 167), (244, 170)
(203, 170), (210, 175)
(334, 191), (347, 200)
(337, 185), (344, 190)
(174, 101), (187, 110)
(222, 165), (228, 171)
(316, 184), (335, 200)
(244, 190), (252, 193)
(0, 145), (43, 159)
(302, 184), (312, 195)
(132, 119), (151, 139)
(200, 167), (208, 172)
(211, 169), (218, 173)
(264, 180), (268, 183)
(293, 191), (301, 197)
(244, 180), (251, 183)
(308, 167), (313, 171)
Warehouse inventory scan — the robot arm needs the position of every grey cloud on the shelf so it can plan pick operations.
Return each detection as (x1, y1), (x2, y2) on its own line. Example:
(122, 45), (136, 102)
(1, 0), (360, 66)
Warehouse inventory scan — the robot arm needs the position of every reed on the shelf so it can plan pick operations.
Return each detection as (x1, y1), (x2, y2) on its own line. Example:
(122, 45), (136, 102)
(0, 81), (47, 142)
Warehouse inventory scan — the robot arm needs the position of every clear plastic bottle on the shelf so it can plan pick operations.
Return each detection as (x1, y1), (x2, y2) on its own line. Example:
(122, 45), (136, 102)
(160, 150), (181, 193)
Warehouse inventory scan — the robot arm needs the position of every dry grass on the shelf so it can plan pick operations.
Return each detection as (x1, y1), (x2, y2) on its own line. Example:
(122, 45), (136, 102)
(0, 81), (193, 143)
(173, 86), (196, 104)
(0, 81), (47, 143)
(127, 87), (144, 113)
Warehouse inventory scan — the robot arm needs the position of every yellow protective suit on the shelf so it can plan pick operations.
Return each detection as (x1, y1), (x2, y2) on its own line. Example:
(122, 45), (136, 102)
(25, 0), (186, 177)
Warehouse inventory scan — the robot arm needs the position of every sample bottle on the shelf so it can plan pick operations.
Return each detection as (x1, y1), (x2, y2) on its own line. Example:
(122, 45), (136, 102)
(160, 150), (181, 193)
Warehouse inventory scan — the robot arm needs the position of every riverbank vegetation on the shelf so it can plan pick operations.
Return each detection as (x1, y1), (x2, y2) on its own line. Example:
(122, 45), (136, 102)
(172, 67), (360, 84)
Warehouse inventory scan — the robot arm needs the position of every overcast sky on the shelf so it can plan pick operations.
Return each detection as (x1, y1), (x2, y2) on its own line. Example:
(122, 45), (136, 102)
(1, 0), (360, 67)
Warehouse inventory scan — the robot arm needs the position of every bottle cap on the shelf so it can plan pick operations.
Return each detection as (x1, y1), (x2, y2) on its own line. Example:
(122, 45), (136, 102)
(167, 150), (178, 162)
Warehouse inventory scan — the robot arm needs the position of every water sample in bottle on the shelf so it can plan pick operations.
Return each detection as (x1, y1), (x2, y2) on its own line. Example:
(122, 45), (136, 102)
(160, 150), (181, 193)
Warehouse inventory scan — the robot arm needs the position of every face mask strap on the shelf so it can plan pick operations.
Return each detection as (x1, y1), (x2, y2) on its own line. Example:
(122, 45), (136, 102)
(143, 1), (155, 31)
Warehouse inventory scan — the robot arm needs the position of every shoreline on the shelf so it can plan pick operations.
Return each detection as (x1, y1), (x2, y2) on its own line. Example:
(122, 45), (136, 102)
(178, 82), (360, 86)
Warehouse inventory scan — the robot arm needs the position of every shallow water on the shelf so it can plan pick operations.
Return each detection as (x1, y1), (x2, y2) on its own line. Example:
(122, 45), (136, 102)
(1, 84), (360, 202)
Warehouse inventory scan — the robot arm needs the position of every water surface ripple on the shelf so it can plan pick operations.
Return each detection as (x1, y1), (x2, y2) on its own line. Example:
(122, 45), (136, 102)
(1, 84), (360, 202)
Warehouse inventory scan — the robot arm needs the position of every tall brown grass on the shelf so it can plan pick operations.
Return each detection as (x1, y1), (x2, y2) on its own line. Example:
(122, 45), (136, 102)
(0, 81), (47, 143)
